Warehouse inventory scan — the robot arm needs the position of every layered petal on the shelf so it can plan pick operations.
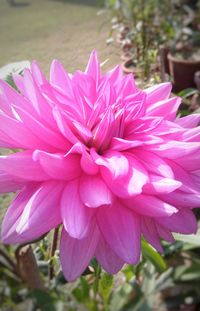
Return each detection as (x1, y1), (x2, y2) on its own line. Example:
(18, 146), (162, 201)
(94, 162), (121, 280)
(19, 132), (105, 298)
(95, 151), (148, 198)
(97, 201), (141, 264)
(125, 195), (178, 217)
(0, 171), (25, 194)
(33, 150), (81, 180)
(61, 179), (94, 239)
(157, 209), (197, 234)
(95, 237), (124, 274)
(2, 181), (63, 243)
(0, 151), (49, 181)
(60, 225), (99, 282)
(79, 174), (113, 208)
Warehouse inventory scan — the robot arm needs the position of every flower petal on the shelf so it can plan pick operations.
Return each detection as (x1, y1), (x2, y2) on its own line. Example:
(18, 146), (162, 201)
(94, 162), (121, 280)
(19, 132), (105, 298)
(0, 171), (25, 194)
(60, 225), (100, 281)
(61, 179), (94, 239)
(97, 201), (141, 264)
(175, 114), (200, 128)
(141, 217), (163, 252)
(157, 209), (197, 234)
(33, 150), (81, 181)
(146, 97), (181, 121)
(50, 59), (74, 98)
(145, 83), (172, 105)
(0, 151), (49, 181)
(85, 50), (100, 86)
(125, 195), (178, 217)
(159, 191), (200, 208)
(79, 174), (113, 208)
(95, 237), (124, 274)
(95, 151), (148, 198)
(133, 149), (174, 178)
(143, 175), (182, 194)
(2, 181), (63, 243)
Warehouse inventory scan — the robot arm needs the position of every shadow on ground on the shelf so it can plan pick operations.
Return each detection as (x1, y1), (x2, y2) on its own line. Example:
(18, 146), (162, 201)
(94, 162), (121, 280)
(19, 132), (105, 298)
(50, 0), (100, 7)
(7, 0), (30, 7)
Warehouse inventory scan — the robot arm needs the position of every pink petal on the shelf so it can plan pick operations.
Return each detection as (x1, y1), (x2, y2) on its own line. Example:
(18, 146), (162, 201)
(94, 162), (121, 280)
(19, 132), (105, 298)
(61, 179), (94, 239)
(156, 224), (175, 242)
(183, 127), (200, 142)
(79, 174), (113, 208)
(133, 149), (174, 178)
(0, 171), (25, 194)
(50, 59), (74, 98)
(14, 105), (69, 151)
(157, 209), (197, 234)
(143, 175), (182, 194)
(102, 153), (148, 198)
(33, 150), (81, 181)
(60, 225), (100, 281)
(2, 182), (63, 243)
(146, 97), (181, 121)
(148, 141), (200, 159)
(145, 83), (172, 105)
(110, 137), (143, 151)
(177, 152), (200, 171)
(0, 79), (33, 116)
(95, 237), (124, 274)
(159, 191), (200, 208)
(53, 106), (79, 144)
(0, 112), (53, 151)
(31, 60), (47, 87)
(21, 69), (58, 127)
(80, 147), (99, 175)
(94, 150), (129, 179)
(125, 195), (178, 217)
(167, 160), (199, 194)
(85, 50), (100, 86)
(0, 151), (49, 181)
(141, 217), (163, 252)
(97, 202), (141, 264)
(175, 114), (200, 128)
(119, 74), (138, 98)
(94, 150), (148, 198)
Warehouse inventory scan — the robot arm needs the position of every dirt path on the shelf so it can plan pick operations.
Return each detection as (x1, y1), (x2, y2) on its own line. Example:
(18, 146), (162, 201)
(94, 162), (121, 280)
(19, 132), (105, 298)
(0, 0), (120, 75)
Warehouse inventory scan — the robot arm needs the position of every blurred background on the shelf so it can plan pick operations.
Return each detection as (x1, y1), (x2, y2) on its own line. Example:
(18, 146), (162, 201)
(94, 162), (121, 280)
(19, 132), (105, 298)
(0, 0), (120, 74)
(0, 1), (200, 311)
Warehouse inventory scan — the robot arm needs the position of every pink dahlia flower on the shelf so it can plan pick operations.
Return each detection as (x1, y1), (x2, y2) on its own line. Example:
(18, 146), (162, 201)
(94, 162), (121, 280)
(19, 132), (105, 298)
(0, 51), (200, 281)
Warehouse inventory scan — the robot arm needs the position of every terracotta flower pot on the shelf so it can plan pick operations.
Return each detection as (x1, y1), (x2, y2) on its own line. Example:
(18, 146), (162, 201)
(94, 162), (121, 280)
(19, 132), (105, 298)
(167, 52), (200, 92)
(121, 59), (142, 77)
(120, 52), (133, 62)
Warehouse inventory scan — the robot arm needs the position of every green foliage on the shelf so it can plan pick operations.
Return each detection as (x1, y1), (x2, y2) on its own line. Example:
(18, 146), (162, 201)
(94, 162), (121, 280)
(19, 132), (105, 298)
(142, 239), (167, 273)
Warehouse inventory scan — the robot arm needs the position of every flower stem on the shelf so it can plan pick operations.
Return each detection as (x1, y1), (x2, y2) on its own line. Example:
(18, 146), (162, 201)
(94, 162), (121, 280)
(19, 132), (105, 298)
(93, 263), (101, 311)
(48, 226), (60, 282)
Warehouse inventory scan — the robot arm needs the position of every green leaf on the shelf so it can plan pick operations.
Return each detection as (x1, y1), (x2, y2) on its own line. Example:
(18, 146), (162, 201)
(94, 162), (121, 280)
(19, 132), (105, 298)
(80, 277), (90, 300)
(29, 289), (57, 311)
(0, 61), (30, 87)
(174, 264), (200, 282)
(173, 231), (200, 248)
(110, 283), (132, 311)
(177, 88), (198, 98)
(99, 272), (113, 306)
(142, 240), (167, 273)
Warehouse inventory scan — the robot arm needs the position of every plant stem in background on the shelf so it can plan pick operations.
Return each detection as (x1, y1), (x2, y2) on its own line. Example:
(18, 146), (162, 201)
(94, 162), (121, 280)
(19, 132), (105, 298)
(93, 263), (101, 311)
(48, 226), (60, 282)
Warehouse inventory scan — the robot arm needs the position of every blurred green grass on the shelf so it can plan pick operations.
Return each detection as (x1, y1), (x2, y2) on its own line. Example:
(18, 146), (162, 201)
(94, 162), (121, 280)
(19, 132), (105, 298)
(0, 0), (119, 74)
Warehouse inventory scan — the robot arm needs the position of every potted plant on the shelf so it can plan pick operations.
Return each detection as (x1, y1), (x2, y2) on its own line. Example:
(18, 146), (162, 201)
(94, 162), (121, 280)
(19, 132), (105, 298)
(166, 2), (200, 92)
